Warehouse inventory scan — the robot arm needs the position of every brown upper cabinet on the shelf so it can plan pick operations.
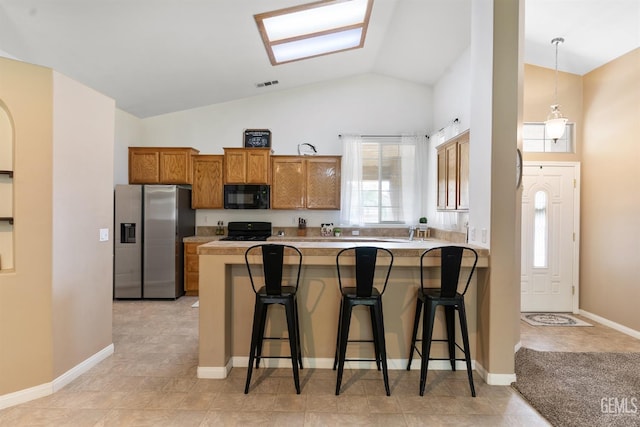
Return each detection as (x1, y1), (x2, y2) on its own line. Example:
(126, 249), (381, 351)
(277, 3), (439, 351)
(191, 155), (224, 209)
(271, 156), (341, 210)
(436, 130), (469, 211)
(129, 147), (199, 184)
(223, 148), (270, 184)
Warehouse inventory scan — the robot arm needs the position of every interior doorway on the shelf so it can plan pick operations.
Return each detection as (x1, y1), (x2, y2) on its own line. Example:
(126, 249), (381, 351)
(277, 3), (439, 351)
(520, 162), (580, 313)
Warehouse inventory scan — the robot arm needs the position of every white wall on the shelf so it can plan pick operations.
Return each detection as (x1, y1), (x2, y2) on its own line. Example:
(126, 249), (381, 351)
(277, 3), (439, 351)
(114, 73), (433, 228)
(52, 71), (115, 377)
(428, 47), (472, 232)
(468, 1), (494, 249)
(114, 109), (143, 185)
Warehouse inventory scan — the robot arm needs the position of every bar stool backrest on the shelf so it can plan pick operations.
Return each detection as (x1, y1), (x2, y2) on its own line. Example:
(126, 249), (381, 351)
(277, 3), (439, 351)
(420, 246), (478, 297)
(245, 244), (303, 295)
(336, 246), (394, 297)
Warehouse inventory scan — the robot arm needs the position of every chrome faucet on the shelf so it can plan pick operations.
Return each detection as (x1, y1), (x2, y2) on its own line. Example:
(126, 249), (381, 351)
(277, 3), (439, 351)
(409, 226), (416, 241)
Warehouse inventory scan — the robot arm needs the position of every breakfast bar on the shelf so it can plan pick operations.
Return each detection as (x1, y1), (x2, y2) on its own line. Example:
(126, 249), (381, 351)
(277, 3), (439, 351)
(196, 238), (489, 379)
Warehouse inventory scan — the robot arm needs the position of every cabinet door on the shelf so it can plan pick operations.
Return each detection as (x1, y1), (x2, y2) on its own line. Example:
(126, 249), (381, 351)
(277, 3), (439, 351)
(129, 148), (160, 184)
(184, 242), (200, 295)
(246, 149), (270, 184)
(192, 155), (224, 209)
(271, 157), (305, 209)
(445, 143), (458, 210)
(306, 156), (341, 209)
(224, 149), (247, 184)
(159, 149), (195, 184)
(457, 136), (469, 210)
(436, 148), (446, 210)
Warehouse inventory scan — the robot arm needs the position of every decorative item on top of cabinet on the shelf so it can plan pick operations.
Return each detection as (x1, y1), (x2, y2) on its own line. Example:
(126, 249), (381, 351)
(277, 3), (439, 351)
(128, 147), (199, 184)
(271, 156), (341, 210)
(184, 242), (201, 296)
(243, 129), (271, 148)
(436, 130), (469, 211)
(192, 155), (224, 209)
(223, 147), (270, 184)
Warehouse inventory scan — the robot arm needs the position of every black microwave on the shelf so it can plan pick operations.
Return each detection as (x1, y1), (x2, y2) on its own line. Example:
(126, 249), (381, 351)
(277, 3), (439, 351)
(224, 185), (270, 209)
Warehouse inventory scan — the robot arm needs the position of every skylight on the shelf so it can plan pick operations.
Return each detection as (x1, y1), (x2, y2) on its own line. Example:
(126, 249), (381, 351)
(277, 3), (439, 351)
(254, 0), (374, 65)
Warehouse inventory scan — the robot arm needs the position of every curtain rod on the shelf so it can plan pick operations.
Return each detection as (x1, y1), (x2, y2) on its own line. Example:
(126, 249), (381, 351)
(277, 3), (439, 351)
(338, 134), (403, 138)
(338, 134), (433, 140)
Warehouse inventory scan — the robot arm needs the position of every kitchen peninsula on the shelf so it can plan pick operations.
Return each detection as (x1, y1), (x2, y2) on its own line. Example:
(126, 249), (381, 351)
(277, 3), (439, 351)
(196, 238), (488, 379)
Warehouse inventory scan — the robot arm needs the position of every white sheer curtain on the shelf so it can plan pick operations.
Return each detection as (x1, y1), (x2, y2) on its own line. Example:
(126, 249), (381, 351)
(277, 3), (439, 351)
(340, 134), (363, 225)
(340, 134), (427, 226)
(401, 134), (428, 224)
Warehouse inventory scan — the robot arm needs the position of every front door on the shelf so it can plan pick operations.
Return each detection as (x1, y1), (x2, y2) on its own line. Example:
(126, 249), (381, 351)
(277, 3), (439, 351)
(521, 163), (579, 312)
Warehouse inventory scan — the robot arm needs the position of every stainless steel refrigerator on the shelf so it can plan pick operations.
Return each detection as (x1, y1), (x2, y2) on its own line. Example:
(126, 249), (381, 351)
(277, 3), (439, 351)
(114, 185), (195, 299)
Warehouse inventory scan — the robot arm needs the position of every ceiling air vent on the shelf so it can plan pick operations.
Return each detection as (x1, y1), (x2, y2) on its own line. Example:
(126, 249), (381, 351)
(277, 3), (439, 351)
(255, 80), (279, 88)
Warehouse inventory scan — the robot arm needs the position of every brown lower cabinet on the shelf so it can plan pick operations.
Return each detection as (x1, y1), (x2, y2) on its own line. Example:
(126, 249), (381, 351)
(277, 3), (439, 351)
(184, 242), (201, 296)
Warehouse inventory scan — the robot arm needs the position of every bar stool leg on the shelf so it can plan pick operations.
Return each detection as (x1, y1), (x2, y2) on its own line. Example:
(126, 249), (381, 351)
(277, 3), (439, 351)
(245, 299), (265, 394)
(255, 304), (269, 369)
(369, 306), (381, 370)
(333, 299), (343, 370)
(294, 298), (303, 369)
(373, 299), (390, 396)
(284, 298), (301, 394)
(335, 300), (353, 395)
(457, 300), (476, 397)
(444, 305), (456, 371)
(407, 296), (423, 370)
(419, 300), (437, 396)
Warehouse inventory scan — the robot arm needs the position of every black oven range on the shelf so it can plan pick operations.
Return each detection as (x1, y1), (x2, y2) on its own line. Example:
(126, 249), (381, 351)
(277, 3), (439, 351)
(220, 221), (272, 241)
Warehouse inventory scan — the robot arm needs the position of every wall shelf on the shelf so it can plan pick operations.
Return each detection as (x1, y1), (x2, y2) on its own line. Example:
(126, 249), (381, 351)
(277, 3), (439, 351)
(0, 170), (13, 177)
(0, 217), (13, 225)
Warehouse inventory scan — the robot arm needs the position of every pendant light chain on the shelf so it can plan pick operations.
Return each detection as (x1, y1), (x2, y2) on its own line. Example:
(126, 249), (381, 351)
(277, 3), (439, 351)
(551, 37), (564, 107)
(545, 37), (568, 142)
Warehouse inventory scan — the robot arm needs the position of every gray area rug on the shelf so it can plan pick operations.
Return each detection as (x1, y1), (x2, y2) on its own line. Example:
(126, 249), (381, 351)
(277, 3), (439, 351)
(513, 347), (640, 426)
(521, 312), (592, 327)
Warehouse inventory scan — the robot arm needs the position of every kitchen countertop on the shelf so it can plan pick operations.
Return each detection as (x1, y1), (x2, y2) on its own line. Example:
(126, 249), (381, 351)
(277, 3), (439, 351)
(183, 235), (222, 243)
(195, 236), (489, 261)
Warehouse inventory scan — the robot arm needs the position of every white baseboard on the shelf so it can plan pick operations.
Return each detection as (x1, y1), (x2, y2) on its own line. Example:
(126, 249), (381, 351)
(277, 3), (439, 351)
(197, 359), (232, 379)
(474, 361), (516, 386)
(579, 310), (640, 340)
(0, 343), (114, 410)
(199, 357), (478, 376)
(53, 344), (114, 392)
(0, 383), (51, 410)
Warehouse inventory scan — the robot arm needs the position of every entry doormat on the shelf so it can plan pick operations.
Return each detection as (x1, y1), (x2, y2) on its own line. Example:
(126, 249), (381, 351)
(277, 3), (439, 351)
(521, 312), (592, 327)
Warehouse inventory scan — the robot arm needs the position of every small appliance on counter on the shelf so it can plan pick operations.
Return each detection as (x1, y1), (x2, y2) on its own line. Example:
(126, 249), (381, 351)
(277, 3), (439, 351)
(114, 185), (195, 299)
(220, 221), (272, 241)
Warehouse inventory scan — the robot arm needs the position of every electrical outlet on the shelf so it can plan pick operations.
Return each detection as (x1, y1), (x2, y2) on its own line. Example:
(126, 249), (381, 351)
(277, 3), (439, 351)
(481, 228), (487, 243)
(99, 228), (109, 242)
(469, 227), (476, 241)
(352, 230), (360, 236)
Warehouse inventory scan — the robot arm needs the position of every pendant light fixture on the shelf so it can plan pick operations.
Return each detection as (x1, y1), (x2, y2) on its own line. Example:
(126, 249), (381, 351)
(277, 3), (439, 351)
(545, 37), (568, 142)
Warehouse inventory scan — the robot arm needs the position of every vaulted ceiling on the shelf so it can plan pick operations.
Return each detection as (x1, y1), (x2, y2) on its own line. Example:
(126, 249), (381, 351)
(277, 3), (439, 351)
(0, 0), (637, 118)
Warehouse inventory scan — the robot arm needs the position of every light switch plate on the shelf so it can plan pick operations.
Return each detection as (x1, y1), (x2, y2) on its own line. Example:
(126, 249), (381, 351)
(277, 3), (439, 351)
(99, 228), (109, 242)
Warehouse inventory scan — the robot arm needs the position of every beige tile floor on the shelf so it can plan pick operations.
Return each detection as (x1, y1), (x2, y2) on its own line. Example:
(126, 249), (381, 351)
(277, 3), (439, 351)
(1, 298), (638, 426)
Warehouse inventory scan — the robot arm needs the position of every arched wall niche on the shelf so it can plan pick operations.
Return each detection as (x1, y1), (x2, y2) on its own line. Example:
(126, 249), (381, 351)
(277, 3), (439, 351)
(0, 100), (15, 270)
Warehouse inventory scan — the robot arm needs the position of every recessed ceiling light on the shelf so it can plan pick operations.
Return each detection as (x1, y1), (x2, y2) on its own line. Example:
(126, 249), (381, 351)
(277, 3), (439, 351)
(254, 0), (374, 66)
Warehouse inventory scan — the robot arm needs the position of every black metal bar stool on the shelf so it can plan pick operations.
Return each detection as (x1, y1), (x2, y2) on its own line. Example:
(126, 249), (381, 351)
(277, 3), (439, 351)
(406, 246), (478, 396)
(333, 246), (394, 396)
(244, 244), (303, 394)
